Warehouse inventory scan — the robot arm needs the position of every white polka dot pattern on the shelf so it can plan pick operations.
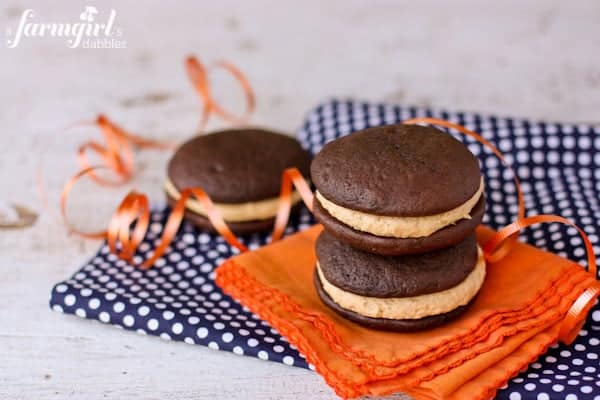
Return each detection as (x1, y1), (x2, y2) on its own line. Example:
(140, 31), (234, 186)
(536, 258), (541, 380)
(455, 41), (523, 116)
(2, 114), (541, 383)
(50, 205), (314, 369)
(50, 99), (600, 399)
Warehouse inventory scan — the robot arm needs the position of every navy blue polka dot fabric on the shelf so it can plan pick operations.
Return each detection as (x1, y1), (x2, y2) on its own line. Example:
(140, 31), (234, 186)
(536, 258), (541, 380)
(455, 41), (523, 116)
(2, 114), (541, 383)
(50, 99), (600, 399)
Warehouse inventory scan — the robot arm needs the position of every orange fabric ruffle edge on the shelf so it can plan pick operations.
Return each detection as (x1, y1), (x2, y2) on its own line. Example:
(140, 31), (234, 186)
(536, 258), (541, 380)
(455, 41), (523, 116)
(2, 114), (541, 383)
(215, 225), (599, 399)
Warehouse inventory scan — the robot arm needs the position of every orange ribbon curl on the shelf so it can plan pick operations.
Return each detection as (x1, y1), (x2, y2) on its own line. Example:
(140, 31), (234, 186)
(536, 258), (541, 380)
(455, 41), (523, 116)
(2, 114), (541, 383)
(77, 115), (176, 186)
(483, 214), (599, 344)
(59, 56), (315, 269)
(186, 56), (255, 131)
(146, 167), (313, 267)
(403, 117), (525, 263)
(59, 114), (176, 239)
(60, 55), (257, 261)
(62, 166), (313, 269)
(272, 168), (314, 242)
(402, 117), (598, 344)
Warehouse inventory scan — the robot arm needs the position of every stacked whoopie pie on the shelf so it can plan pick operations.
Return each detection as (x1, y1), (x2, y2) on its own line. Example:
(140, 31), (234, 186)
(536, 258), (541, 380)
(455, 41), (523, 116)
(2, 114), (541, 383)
(311, 124), (486, 331)
(166, 128), (311, 234)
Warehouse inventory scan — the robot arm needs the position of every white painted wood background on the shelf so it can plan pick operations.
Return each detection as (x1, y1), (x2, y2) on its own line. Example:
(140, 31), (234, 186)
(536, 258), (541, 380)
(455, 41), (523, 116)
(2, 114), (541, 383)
(1, 1), (599, 399)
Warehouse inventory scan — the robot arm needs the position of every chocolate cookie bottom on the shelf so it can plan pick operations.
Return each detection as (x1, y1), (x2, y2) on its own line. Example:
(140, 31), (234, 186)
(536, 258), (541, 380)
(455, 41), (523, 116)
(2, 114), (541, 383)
(313, 196), (485, 256)
(314, 269), (474, 332)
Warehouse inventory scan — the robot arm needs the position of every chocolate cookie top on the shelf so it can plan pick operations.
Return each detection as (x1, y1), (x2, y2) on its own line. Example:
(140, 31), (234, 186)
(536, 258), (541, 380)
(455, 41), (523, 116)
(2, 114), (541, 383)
(311, 124), (481, 216)
(167, 129), (311, 203)
(316, 231), (479, 298)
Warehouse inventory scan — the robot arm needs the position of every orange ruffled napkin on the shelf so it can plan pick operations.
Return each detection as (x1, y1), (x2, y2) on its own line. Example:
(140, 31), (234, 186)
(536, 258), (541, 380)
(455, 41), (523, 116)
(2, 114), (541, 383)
(216, 224), (599, 400)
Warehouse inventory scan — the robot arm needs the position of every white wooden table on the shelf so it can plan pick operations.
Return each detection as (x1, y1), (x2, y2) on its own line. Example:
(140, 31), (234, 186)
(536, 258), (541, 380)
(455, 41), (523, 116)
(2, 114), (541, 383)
(2, 1), (599, 398)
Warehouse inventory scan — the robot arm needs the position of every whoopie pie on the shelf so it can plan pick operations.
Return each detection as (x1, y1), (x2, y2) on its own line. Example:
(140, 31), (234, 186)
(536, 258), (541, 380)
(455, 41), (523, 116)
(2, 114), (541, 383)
(314, 231), (485, 331)
(166, 128), (311, 234)
(311, 124), (485, 255)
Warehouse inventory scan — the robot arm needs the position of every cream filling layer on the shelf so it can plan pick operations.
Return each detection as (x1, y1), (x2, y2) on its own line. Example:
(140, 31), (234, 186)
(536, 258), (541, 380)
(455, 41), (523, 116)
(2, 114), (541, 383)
(316, 178), (484, 238)
(164, 178), (302, 222)
(317, 247), (485, 320)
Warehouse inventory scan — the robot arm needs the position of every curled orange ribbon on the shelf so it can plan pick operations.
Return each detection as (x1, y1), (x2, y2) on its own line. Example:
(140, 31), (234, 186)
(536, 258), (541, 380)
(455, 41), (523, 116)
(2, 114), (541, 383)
(158, 167), (313, 260)
(402, 118), (598, 343)
(107, 191), (150, 261)
(484, 214), (599, 344)
(62, 167), (313, 269)
(58, 55), (255, 253)
(145, 186), (248, 266)
(186, 55), (255, 131)
(58, 55), (316, 269)
(77, 114), (176, 186)
(59, 114), (175, 239)
(148, 167), (313, 265)
(272, 168), (314, 242)
(403, 117), (525, 262)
